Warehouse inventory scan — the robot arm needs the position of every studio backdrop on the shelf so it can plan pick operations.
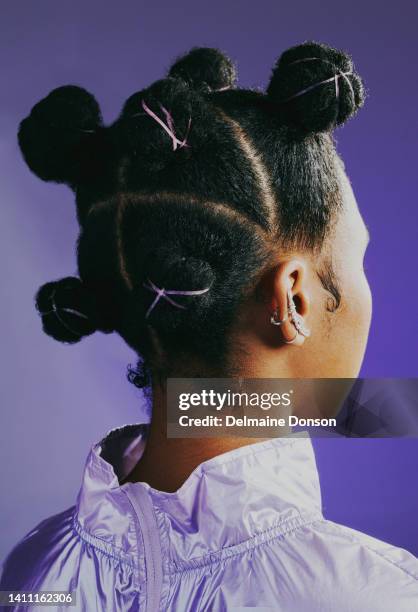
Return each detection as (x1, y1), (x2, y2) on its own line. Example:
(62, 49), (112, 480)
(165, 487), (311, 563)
(0, 0), (417, 562)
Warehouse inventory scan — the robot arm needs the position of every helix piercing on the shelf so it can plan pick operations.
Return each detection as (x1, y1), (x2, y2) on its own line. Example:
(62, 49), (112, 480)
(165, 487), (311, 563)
(283, 329), (299, 344)
(287, 289), (310, 338)
(270, 310), (288, 326)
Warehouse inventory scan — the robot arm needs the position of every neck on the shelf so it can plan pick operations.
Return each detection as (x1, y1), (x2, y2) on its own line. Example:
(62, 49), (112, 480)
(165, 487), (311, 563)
(124, 382), (271, 492)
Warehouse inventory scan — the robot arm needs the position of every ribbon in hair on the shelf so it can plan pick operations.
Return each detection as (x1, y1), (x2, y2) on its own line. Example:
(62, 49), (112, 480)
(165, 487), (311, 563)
(143, 278), (210, 318)
(142, 100), (191, 150)
(281, 57), (355, 104)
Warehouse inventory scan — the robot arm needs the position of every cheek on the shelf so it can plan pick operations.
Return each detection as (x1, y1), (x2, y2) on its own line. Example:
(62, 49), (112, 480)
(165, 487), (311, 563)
(315, 272), (372, 378)
(336, 272), (372, 372)
(362, 275), (373, 330)
(334, 246), (372, 330)
(351, 272), (372, 337)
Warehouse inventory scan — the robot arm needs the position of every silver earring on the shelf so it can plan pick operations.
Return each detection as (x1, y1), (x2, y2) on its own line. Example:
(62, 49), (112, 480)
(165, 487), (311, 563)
(287, 289), (310, 338)
(283, 329), (298, 344)
(270, 310), (288, 326)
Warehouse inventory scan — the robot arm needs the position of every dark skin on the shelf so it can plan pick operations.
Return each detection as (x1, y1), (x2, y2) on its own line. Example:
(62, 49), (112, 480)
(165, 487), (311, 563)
(121, 383), (267, 492)
(123, 175), (371, 493)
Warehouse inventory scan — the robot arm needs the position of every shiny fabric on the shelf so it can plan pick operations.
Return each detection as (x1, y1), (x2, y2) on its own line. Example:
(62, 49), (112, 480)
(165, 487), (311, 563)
(1, 423), (418, 611)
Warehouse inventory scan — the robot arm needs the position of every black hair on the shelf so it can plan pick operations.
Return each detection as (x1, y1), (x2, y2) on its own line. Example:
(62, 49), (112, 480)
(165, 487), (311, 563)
(18, 41), (365, 386)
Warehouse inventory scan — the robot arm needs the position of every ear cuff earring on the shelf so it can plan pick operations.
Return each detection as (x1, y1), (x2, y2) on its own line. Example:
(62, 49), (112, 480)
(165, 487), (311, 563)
(270, 289), (310, 343)
(286, 289), (311, 338)
(270, 310), (288, 326)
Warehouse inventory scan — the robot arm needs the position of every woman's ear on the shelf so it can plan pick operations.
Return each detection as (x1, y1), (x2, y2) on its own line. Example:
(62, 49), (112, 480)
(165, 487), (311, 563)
(270, 259), (311, 346)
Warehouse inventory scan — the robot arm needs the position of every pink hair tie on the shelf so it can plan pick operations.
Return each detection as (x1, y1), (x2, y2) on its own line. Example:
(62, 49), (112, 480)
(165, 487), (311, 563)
(141, 100), (191, 150)
(281, 57), (355, 105)
(143, 279), (210, 319)
(38, 287), (89, 338)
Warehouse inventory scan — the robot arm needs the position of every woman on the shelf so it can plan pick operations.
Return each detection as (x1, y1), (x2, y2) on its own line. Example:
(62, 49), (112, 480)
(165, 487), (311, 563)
(1, 42), (417, 611)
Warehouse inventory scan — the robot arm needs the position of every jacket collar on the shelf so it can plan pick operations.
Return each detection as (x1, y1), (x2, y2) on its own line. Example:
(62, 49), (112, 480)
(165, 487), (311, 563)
(75, 422), (323, 563)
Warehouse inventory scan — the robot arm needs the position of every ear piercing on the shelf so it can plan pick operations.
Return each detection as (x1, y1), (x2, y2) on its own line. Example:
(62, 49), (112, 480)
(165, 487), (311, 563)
(283, 329), (299, 344)
(270, 310), (288, 326)
(270, 290), (310, 342)
(286, 289), (311, 338)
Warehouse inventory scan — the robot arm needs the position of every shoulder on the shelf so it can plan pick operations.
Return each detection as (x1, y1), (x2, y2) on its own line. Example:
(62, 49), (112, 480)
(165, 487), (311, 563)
(314, 519), (418, 579)
(304, 518), (418, 609)
(0, 505), (140, 610)
(0, 506), (77, 591)
(0, 506), (139, 610)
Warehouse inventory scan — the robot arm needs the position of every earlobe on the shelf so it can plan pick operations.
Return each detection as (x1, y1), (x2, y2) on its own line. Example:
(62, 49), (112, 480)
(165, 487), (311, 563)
(269, 260), (311, 346)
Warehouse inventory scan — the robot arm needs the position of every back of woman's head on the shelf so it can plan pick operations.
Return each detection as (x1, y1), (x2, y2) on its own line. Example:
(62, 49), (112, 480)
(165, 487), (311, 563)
(19, 41), (365, 385)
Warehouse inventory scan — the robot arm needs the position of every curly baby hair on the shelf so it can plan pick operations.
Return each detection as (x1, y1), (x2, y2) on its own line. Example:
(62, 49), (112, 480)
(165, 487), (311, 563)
(18, 41), (365, 385)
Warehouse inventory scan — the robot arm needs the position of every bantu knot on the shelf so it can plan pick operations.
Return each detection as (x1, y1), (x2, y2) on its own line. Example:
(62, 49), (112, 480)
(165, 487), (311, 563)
(168, 47), (237, 92)
(18, 85), (103, 185)
(114, 77), (212, 178)
(35, 276), (112, 344)
(267, 41), (365, 133)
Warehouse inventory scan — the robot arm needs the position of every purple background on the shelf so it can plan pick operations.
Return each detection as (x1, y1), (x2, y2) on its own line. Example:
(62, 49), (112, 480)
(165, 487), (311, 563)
(1, 1), (417, 562)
